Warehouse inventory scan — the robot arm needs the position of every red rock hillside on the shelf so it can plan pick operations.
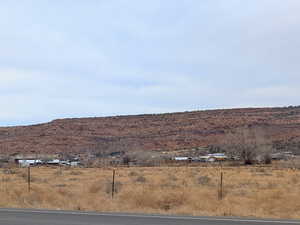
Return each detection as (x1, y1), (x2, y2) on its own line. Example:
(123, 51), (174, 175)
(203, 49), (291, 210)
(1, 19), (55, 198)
(0, 107), (300, 156)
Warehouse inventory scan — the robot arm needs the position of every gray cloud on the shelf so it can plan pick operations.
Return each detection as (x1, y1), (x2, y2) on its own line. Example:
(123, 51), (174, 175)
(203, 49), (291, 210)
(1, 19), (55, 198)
(0, 0), (299, 125)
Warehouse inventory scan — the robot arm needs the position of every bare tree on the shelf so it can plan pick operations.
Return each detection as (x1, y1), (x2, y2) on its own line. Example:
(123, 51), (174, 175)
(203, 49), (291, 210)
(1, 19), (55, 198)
(222, 126), (273, 165)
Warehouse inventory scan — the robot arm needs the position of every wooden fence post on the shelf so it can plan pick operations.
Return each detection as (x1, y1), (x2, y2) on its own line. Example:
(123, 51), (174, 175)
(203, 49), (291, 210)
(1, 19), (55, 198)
(28, 166), (31, 192)
(218, 172), (223, 200)
(112, 169), (115, 199)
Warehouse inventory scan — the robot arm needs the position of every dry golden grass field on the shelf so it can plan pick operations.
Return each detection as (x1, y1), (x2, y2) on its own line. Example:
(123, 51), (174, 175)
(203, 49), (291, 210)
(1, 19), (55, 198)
(0, 163), (300, 219)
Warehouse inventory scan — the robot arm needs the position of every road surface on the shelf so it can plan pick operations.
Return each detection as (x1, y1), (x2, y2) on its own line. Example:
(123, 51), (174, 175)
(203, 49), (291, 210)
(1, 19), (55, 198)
(0, 208), (299, 225)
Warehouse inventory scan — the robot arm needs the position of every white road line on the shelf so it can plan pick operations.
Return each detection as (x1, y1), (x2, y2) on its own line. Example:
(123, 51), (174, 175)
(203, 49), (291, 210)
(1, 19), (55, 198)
(0, 208), (299, 224)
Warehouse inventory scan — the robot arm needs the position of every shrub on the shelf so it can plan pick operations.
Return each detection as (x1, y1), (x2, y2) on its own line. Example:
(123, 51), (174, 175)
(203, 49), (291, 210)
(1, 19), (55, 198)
(128, 171), (138, 177)
(56, 184), (67, 188)
(135, 176), (146, 183)
(263, 154), (272, 165)
(69, 170), (83, 176)
(3, 168), (17, 174)
(104, 181), (122, 195)
(197, 176), (211, 185)
(89, 182), (102, 194)
(19, 172), (41, 182)
(53, 170), (63, 176)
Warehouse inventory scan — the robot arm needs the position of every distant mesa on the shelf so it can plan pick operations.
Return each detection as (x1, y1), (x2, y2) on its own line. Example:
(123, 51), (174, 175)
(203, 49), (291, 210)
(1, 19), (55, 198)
(0, 106), (300, 157)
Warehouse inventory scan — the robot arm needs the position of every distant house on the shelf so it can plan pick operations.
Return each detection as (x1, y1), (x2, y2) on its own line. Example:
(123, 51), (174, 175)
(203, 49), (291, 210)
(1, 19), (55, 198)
(12, 153), (59, 165)
(45, 159), (80, 166)
(193, 153), (228, 162)
(17, 159), (42, 167)
(173, 157), (192, 162)
(271, 152), (295, 160)
(14, 156), (81, 167)
(207, 153), (228, 161)
(46, 159), (61, 165)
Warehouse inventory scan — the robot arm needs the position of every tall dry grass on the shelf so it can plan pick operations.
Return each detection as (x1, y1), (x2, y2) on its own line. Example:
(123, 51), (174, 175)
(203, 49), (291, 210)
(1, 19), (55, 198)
(0, 164), (300, 219)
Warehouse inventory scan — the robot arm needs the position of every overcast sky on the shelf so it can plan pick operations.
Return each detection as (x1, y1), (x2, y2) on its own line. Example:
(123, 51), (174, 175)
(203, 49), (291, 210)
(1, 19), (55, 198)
(1, 0), (299, 126)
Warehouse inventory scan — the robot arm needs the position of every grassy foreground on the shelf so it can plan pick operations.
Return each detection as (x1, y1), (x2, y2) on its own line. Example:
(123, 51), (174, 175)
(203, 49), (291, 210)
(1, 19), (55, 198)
(0, 165), (300, 219)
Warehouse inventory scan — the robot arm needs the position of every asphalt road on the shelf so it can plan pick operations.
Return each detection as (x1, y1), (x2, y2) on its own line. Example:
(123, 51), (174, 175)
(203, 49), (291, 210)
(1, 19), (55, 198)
(0, 208), (299, 225)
